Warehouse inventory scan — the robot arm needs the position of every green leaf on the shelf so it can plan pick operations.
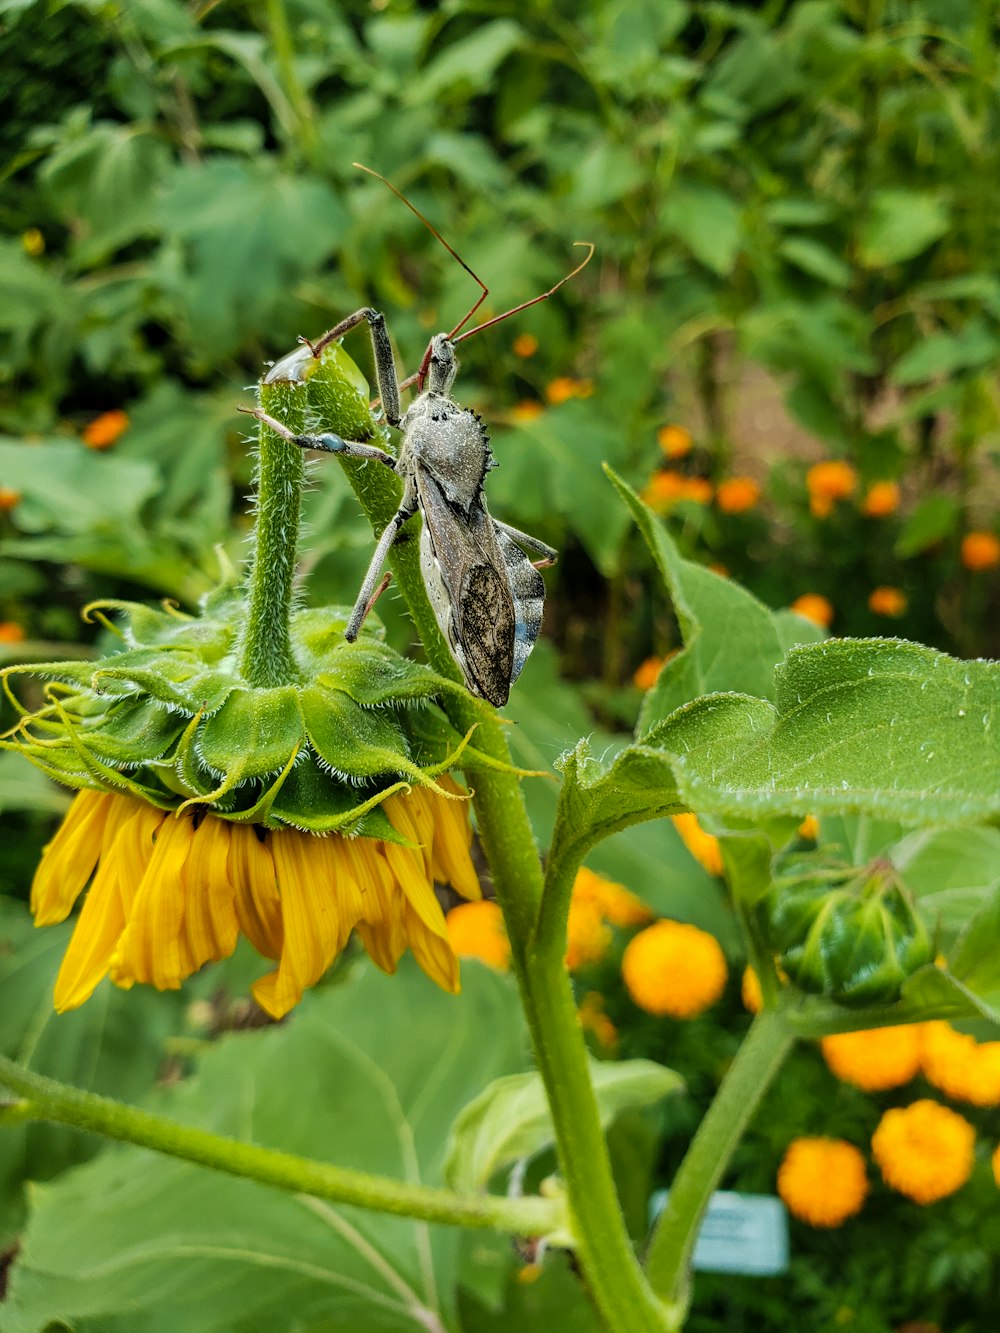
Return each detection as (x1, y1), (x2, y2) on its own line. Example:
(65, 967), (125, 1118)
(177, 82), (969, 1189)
(444, 1058), (681, 1194)
(605, 468), (821, 732)
(891, 321), (1000, 386)
(420, 20), (523, 98)
(894, 494), (959, 557)
(779, 237), (851, 287)
(4, 964), (527, 1333)
(663, 182), (743, 276)
(0, 754), (70, 816)
(647, 639), (1000, 825)
(897, 963), (1000, 1029)
(892, 826), (1000, 941)
(857, 191), (950, 268)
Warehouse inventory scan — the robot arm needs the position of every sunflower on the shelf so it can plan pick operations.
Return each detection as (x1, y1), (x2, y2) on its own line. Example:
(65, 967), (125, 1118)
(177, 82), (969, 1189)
(33, 779), (479, 1019)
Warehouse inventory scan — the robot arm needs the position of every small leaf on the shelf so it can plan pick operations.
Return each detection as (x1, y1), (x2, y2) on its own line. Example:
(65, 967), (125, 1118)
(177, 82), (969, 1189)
(779, 237), (851, 287)
(445, 1058), (681, 1193)
(858, 191), (950, 267)
(663, 182), (742, 276)
(894, 495), (959, 557)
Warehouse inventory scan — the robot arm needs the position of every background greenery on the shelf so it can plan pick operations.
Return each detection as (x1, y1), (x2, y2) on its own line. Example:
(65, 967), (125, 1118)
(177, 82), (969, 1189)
(1, 1), (998, 1330)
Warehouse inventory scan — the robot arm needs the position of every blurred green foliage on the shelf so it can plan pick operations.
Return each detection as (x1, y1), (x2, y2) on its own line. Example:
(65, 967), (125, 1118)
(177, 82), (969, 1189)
(1, 1), (999, 1330)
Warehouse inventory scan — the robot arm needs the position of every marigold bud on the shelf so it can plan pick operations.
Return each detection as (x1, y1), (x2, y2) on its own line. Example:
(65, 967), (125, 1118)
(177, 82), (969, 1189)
(657, 424), (693, 458)
(446, 900), (510, 972)
(868, 586), (907, 617)
(716, 476), (761, 514)
(512, 333), (538, 358)
(790, 594), (834, 628)
(82, 409), (130, 450)
(961, 530), (1000, 571)
(861, 480), (900, 517)
(621, 919), (727, 1018)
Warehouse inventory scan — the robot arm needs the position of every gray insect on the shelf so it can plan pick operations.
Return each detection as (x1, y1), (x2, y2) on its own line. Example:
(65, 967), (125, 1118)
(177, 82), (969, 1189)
(247, 173), (592, 707)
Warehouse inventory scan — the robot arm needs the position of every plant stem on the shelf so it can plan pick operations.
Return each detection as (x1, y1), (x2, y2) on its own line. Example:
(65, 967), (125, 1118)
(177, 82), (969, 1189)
(0, 1055), (555, 1237)
(643, 1009), (794, 1324)
(239, 382), (305, 687)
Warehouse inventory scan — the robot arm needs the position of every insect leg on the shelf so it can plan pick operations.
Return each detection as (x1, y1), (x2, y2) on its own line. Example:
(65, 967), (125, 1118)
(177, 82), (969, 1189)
(344, 478), (418, 641)
(491, 520), (558, 567)
(310, 309), (402, 427)
(239, 407), (397, 469)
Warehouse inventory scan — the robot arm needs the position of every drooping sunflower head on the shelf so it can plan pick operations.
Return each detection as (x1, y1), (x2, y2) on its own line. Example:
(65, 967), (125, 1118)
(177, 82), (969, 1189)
(5, 591), (490, 1017)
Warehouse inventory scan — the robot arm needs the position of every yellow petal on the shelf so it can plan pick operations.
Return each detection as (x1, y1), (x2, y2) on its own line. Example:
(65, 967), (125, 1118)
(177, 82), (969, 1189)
(52, 861), (127, 1012)
(110, 814), (194, 990)
(229, 826), (283, 959)
(182, 816), (239, 969)
(382, 794), (434, 880)
(381, 839), (448, 938)
(405, 901), (460, 993)
(252, 830), (349, 1018)
(31, 790), (114, 924)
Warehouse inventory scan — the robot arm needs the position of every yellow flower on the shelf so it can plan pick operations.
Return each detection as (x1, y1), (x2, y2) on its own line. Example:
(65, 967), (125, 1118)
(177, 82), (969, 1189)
(868, 586), (907, 617)
(0, 622), (26, 644)
(545, 376), (592, 405)
(633, 655), (664, 691)
(578, 991), (618, 1049)
(512, 333), (539, 358)
(961, 530), (1000, 571)
(790, 594), (834, 629)
(82, 409), (130, 450)
(573, 866), (651, 928)
(32, 781), (480, 1020)
(0, 486), (21, 511)
(806, 460), (857, 518)
(656, 424), (693, 459)
(510, 399), (545, 423)
(871, 1100), (975, 1203)
(621, 919), (727, 1018)
(920, 1021), (1000, 1106)
(566, 898), (612, 971)
(671, 813), (724, 877)
(446, 899), (510, 972)
(641, 471), (712, 513)
(716, 476), (761, 514)
(861, 480), (900, 518)
(742, 965), (763, 1013)
(992, 1142), (1000, 1188)
(22, 227), (45, 257)
(798, 814), (820, 840)
(821, 1025), (922, 1091)
(777, 1138), (868, 1227)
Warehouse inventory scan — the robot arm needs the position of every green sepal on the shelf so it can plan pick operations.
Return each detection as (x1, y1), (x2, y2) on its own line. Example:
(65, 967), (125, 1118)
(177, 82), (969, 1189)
(768, 864), (933, 1005)
(199, 686), (306, 782)
(77, 697), (186, 767)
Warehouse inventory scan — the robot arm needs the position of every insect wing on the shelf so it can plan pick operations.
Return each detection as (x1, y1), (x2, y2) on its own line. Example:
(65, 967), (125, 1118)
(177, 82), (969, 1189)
(416, 470), (515, 706)
(493, 528), (545, 688)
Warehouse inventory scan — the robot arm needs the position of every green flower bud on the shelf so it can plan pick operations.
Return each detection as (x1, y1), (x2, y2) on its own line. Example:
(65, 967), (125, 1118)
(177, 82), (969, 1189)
(767, 861), (932, 1005)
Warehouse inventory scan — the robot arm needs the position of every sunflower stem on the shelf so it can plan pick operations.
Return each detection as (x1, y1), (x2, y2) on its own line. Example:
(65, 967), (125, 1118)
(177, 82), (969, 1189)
(642, 1009), (795, 1323)
(239, 382), (305, 686)
(0, 1056), (557, 1237)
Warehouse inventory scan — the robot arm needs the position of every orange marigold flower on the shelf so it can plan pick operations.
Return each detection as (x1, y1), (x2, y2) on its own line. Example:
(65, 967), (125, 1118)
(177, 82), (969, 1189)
(861, 480), (900, 518)
(672, 812), (724, 877)
(961, 531), (1000, 572)
(578, 991), (618, 1049)
(641, 471), (712, 512)
(798, 814), (820, 840)
(621, 919), (727, 1018)
(510, 399), (545, 423)
(868, 586), (907, 617)
(0, 622), (27, 643)
(446, 900), (510, 972)
(871, 1100), (975, 1203)
(777, 1138), (868, 1227)
(822, 1025), (923, 1091)
(920, 1021), (1000, 1106)
(512, 333), (539, 358)
(790, 594), (834, 629)
(22, 227), (45, 257)
(742, 965), (763, 1014)
(992, 1143), (1000, 1189)
(681, 476), (713, 505)
(807, 459), (857, 508)
(633, 655), (663, 691)
(573, 866), (651, 928)
(545, 376), (592, 405)
(0, 486), (21, 511)
(657, 424), (693, 459)
(566, 898), (611, 971)
(716, 476), (761, 514)
(83, 409), (130, 450)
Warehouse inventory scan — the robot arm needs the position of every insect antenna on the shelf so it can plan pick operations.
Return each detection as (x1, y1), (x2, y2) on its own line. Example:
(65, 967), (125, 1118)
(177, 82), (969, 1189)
(353, 162), (489, 337)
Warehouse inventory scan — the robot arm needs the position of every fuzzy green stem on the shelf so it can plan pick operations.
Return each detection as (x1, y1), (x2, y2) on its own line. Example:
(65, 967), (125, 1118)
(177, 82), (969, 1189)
(239, 384), (305, 686)
(0, 1055), (555, 1237)
(643, 1009), (795, 1324)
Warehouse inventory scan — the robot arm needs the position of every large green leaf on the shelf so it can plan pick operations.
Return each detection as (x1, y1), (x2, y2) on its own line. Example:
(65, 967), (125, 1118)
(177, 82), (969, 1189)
(648, 639), (1000, 825)
(0, 898), (183, 1249)
(857, 191), (950, 267)
(605, 469), (822, 732)
(444, 1059), (681, 1194)
(3, 963), (528, 1333)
